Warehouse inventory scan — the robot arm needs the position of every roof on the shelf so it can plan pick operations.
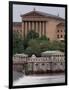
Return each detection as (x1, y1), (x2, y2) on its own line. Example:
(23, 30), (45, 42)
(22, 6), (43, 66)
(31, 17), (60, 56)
(14, 53), (28, 57)
(31, 54), (36, 58)
(57, 22), (65, 26)
(21, 9), (65, 21)
(41, 50), (64, 56)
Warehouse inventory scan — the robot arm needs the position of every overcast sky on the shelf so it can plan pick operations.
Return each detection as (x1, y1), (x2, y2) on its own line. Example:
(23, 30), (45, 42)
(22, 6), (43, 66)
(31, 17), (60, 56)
(13, 4), (65, 22)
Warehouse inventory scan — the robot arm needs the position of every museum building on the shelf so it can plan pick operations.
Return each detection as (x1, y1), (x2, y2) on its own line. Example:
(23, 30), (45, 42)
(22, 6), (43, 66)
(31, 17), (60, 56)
(13, 8), (65, 41)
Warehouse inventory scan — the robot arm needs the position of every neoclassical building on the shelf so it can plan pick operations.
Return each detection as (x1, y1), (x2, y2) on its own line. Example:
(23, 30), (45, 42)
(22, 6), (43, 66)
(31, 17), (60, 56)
(13, 8), (65, 41)
(13, 51), (65, 74)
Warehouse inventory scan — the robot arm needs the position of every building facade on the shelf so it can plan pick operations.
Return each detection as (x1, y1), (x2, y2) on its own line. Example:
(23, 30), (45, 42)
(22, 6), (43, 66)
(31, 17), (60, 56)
(13, 9), (65, 41)
(13, 51), (65, 74)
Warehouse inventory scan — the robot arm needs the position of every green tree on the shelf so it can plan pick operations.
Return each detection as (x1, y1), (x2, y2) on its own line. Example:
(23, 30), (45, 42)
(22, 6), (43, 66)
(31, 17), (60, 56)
(23, 38), (29, 50)
(24, 47), (33, 57)
(49, 41), (65, 52)
(13, 31), (24, 54)
(25, 39), (41, 56)
(39, 35), (49, 41)
(39, 40), (50, 52)
(27, 30), (39, 39)
(23, 30), (39, 50)
(13, 30), (65, 56)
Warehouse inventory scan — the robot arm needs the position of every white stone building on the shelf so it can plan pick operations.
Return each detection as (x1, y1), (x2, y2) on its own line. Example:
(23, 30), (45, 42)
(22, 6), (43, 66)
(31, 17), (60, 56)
(13, 51), (65, 74)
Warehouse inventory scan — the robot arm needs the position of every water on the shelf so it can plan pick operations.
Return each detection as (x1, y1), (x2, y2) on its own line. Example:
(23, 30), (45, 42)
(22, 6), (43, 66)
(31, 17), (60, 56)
(13, 71), (65, 86)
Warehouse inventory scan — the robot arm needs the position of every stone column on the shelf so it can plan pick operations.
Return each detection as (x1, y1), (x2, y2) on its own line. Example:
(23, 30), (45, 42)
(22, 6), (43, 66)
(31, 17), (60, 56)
(32, 21), (34, 30)
(34, 22), (36, 31)
(41, 21), (42, 36)
(36, 21), (38, 33)
(44, 21), (46, 36)
(22, 21), (25, 38)
(25, 21), (27, 37)
(27, 22), (29, 33)
(43, 21), (45, 36)
(29, 21), (31, 31)
(39, 21), (41, 37)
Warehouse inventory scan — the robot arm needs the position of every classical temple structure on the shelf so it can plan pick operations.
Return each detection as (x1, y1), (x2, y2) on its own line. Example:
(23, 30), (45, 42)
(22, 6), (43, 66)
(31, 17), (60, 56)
(13, 8), (65, 41)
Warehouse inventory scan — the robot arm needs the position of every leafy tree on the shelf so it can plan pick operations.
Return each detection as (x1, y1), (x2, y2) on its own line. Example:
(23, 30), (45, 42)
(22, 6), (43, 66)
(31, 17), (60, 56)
(23, 38), (29, 50)
(25, 39), (41, 56)
(39, 40), (50, 52)
(39, 35), (49, 41)
(13, 30), (65, 56)
(24, 47), (33, 57)
(13, 31), (24, 54)
(23, 30), (39, 50)
(27, 30), (39, 39)
(49, 41), (65, 52)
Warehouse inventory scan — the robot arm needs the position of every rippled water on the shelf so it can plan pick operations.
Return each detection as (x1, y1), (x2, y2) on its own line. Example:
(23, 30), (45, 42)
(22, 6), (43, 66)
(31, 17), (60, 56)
(13, 71), (65, 86)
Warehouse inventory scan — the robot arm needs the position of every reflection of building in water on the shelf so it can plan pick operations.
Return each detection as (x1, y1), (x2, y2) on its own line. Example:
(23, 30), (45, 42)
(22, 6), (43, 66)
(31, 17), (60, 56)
(13, 8), (65, 41)
(13, 51), (65, 74)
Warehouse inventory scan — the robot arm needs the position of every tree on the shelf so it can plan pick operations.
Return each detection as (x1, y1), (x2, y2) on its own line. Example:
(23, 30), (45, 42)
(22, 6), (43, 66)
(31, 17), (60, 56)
(27, 30), (39, 39)
(25, 39), (41, 56)
(13, 31), (24, 54)
(49, 41), (65, 52)
(39, 35), (49, 41)
(24, 47), (33, 57)
(23, 38), (29, 50)
(23, 30), (39, 50)
(39, 40), (50, 52)
(13, 30), (65, 56)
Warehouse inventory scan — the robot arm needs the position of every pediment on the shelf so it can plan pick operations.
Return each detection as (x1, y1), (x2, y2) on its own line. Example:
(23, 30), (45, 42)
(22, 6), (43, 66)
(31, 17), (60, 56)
(21, 11), (46, 18)
(21, 10), (64, 21)
(57, 22), (65, 27)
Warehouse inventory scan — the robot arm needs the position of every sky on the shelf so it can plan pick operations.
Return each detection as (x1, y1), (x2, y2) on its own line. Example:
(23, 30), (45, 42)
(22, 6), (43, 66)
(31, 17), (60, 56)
(13, 4), (65, 22)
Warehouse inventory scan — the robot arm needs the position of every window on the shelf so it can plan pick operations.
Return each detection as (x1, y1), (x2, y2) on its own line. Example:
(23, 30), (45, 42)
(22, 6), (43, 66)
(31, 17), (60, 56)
(20, 30), (22, 33)
(61, 30), (62, 32)
(57, 35), (59, 38)
(54, 63), (57, 65)
(42, 63), (45, 65)
(35, 63), (38, 66)
(61, 35), (63, 38)
(60, 62), (63, 65)
(60, 55), (61, 57)
(57, 30), (59, 32)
